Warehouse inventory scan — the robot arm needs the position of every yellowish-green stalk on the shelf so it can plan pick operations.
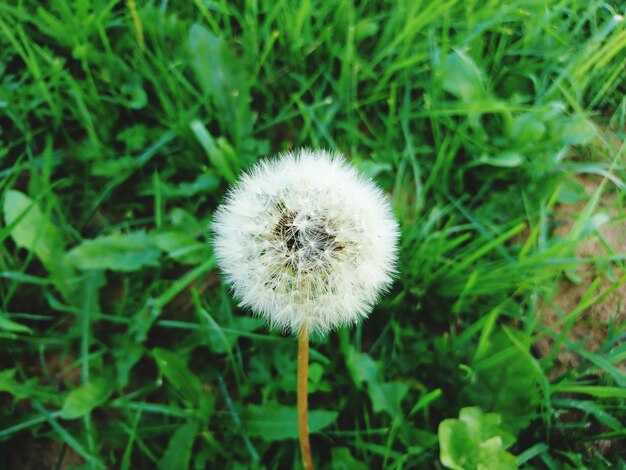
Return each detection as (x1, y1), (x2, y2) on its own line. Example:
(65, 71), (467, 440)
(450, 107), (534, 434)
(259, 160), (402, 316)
(298, 327), (314, 470)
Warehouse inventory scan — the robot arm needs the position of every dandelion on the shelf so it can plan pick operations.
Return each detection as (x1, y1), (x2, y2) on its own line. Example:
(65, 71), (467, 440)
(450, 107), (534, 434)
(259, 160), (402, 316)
(213, 148), (399, 335)
(212, 148), (399, 469)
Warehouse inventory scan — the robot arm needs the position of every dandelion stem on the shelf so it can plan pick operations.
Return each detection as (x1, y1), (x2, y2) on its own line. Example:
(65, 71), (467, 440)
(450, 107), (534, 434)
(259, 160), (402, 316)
(297, 327), (314, 470)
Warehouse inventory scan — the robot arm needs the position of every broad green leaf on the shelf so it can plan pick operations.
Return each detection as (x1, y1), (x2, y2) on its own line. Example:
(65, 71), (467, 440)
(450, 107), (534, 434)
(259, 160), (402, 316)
(462, 330), (542, 434)
(151, 229), (211, 265)
(458, 407), (515, 448)
(308, 362), (331, 393)
(345, 348), (378, 386)
(61, 378), (114, 419)
(0, 315), (33, 334)
(439, 407), (516, 470)
(345, 348), (408, 418)
(439, 418), (476, 470)
(477, 437), (517, 470)
(245, 404), (337, 441)
(158, 420), (199, 470)
(3, 190), (75, 299)
(3, 190), (64, 267)
(442, 50), (487, 102)
(189, 24), (252, 144)
(67, 232), (161, 272)
(369, 380), (409, 417)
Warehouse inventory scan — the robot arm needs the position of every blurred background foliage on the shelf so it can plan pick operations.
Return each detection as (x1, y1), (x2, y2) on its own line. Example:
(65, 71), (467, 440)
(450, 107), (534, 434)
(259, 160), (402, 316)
(0, 0), (625, 468)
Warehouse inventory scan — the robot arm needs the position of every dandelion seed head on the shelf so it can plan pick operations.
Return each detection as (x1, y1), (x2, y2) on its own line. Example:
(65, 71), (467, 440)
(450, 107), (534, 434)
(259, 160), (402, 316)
(212, 149), (399, 336)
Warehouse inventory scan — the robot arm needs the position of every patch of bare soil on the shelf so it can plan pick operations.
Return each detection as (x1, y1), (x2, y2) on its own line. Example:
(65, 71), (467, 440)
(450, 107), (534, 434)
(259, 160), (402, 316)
(534, 173), (625, 377)
(534, 131), (625, 457)
(2, 351), (84, 469)
(5, 439), (84, 470)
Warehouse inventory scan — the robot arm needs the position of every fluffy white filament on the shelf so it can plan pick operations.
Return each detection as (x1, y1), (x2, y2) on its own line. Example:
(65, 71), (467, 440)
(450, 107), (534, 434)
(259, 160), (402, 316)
(212, 149), (399, 336)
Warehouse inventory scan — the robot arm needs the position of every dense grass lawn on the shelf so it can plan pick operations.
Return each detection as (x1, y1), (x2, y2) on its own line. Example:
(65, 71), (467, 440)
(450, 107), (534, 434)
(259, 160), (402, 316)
(1, 1), (625, 468)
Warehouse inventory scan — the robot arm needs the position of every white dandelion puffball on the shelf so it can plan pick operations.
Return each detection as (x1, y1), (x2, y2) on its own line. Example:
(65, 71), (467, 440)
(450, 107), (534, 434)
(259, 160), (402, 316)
(212, 149), (399, 336)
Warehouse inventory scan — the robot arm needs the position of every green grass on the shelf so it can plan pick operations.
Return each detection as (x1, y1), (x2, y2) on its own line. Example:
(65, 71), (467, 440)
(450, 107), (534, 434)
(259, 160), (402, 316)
(1, 0), (625, 468)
